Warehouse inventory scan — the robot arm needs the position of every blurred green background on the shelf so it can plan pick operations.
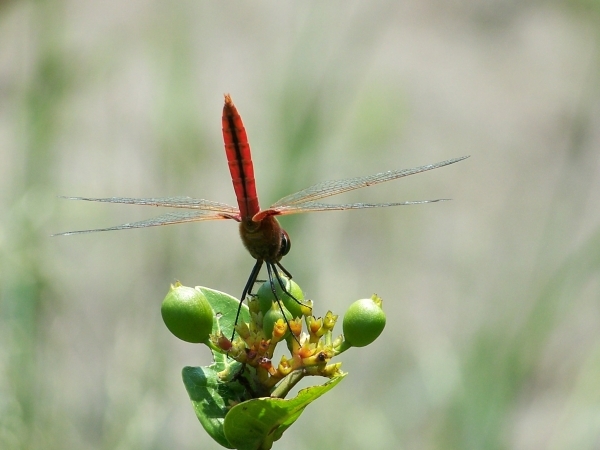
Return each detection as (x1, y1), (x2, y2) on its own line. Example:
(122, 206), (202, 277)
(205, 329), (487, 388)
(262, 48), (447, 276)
(2, 1), (600, 449)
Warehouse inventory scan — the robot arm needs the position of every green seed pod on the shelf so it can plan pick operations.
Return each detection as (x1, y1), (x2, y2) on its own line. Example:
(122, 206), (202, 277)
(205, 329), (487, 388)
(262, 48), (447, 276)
(256, 276), (305, 318)
(342, 295), (386, 347)
(161, 283), (213, 343)
(262, 302), (293, 339)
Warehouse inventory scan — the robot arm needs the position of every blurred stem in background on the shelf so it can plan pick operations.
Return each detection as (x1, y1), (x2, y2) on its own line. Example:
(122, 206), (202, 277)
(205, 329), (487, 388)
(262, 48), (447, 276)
(2, 2), (71, 448)
(437, 26), (600, 448)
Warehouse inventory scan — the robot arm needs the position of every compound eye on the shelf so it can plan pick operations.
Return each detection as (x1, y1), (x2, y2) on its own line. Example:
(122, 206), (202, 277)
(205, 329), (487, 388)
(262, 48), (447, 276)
(279, 230), (291, 257)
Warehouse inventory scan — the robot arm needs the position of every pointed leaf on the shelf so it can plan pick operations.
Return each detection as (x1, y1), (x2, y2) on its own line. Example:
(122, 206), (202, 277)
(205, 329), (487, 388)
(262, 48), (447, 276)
(223, 374), (346, 450)
(182, 366), (246, 449)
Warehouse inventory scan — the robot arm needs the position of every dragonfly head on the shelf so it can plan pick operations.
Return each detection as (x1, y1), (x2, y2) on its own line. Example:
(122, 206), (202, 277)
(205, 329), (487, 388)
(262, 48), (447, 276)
(277, 230), (291, 260)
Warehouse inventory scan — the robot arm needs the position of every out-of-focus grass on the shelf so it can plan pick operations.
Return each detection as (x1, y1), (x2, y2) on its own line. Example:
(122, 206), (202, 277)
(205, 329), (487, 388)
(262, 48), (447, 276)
(1, 1), (600, 450)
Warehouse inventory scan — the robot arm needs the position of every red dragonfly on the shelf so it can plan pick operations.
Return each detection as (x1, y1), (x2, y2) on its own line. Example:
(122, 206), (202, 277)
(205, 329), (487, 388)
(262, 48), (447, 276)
(57, 95), (468, 320)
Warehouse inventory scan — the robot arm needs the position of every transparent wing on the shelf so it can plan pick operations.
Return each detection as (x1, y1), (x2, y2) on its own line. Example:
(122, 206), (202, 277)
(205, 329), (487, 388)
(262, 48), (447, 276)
(58, 196), (240, 213)
(270, 156), (469, 208)
(54, 196), (240, 236)
(269, 199), (449, 216)
(54, 210), (235, 236)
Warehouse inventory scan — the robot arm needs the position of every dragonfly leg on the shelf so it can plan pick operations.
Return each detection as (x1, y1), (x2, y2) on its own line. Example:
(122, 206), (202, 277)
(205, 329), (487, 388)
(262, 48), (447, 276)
(274, 261), (312, 313)
(231, 259), (264, 341)
(275, 262), (293, 279)
(266, 263), (301, 345)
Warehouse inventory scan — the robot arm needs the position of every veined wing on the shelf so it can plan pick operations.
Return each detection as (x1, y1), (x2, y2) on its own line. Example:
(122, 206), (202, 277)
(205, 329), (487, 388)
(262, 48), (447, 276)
(54, 209), (236, 236)
(54, 196), (241, 236)
(270, 156), (469, 208)
(266, 199), (449, 216)
(58, 196), (240, 213)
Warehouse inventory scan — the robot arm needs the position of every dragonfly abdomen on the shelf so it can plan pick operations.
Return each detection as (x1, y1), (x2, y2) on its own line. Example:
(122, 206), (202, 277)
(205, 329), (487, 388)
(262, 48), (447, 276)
(222, 94), (260, 220)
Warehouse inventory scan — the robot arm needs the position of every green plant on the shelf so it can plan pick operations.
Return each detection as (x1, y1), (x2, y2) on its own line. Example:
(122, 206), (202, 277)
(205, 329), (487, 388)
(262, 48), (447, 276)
(161, 277), (386, 450)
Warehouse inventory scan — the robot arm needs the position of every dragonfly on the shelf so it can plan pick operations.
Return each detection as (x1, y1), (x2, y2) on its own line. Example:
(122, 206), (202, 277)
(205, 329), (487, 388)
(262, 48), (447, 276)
(57, 94), (468, 328)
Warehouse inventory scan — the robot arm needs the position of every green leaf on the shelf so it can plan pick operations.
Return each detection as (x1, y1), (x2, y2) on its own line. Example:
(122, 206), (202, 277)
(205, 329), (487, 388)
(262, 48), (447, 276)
(223, 374), (346, 450)
(196, 286), (250, 336)
(196, 286), (250, 371)
(182, 287), (254, 447)
(182, 366), (246, 449)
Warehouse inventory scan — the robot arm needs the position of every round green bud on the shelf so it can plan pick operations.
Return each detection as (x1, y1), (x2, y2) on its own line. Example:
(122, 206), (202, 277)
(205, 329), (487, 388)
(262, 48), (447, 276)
(256, 276), (305, 318)
(161, 284), (213, 343)
(342, 295), (386, 347)
(262, 302), (293, 339)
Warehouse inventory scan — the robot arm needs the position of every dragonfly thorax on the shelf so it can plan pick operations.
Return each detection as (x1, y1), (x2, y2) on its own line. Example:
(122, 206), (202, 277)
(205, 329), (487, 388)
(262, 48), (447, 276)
(239, 215), (290, 263)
